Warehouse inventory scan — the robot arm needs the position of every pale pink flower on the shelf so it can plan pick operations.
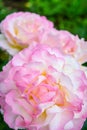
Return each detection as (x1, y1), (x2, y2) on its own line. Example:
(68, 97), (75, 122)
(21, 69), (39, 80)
(0, 12), (53, 55)
(0, 43), (87, 130)
(41, 29), (87, 65)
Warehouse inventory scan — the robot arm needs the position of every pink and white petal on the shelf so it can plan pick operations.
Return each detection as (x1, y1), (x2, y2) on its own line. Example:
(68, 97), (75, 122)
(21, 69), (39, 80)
(64, 118), (85, 130)
(49, 110), (74, 130)
(5, 90), (32, 123)
(15, 116), (28, 129)
(0, 34), (19, 55)
(4, 104), (17, 129)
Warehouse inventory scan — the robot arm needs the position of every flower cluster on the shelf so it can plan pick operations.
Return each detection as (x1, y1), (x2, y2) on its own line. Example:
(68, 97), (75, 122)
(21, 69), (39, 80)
(0, 12), (87, 130)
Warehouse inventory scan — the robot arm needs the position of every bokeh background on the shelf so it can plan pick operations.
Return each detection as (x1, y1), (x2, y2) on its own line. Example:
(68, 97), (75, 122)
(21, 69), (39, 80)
(0, 0), (87, 129)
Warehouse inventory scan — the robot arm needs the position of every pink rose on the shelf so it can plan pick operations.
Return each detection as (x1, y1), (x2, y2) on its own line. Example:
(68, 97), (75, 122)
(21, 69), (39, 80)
(0, 12), (53, 55)
(41, 29), (87, 64)
(0, 43), (87, 130)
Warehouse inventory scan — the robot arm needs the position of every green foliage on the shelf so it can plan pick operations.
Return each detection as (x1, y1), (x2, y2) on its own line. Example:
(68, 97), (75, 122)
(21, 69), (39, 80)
(0, 0), (16, 22)
(0, 0), (87, 39)
(25, 0), (87, 39)
(0, 49), (11, 71)
(0, 0), (87, 129)
(0, 113), (13, 130)
(82, 119), (87, 130)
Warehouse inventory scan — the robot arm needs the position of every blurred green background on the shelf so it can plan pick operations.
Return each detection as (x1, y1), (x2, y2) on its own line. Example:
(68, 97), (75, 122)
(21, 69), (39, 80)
(0, 0), (87, 129)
